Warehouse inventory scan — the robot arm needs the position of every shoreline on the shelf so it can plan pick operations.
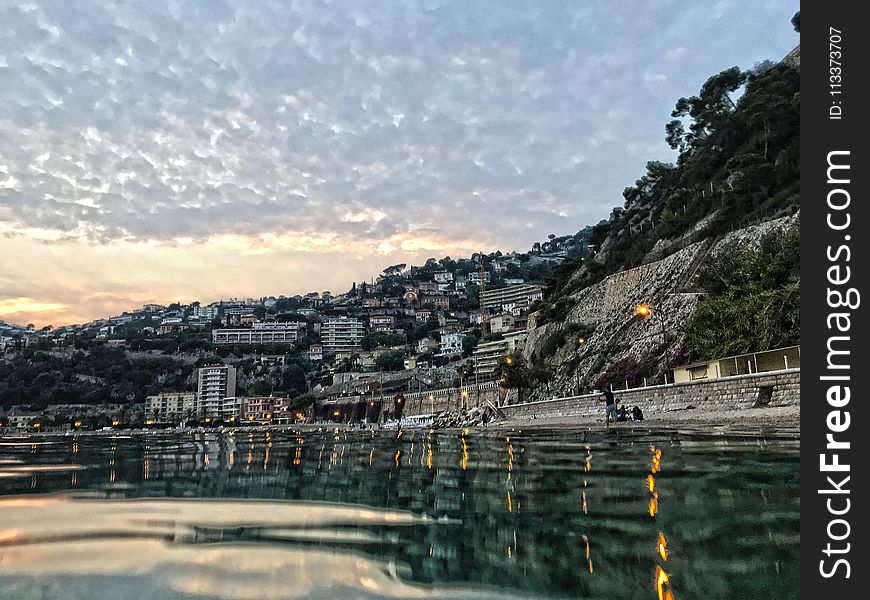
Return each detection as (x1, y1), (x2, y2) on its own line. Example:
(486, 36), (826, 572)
(2, 405), (800, 438)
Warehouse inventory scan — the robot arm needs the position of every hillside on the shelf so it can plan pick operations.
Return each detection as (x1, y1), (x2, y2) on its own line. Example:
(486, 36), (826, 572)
(518, 49), (800, 401)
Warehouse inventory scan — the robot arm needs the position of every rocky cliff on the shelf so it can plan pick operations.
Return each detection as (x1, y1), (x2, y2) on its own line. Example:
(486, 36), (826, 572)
(521, 213), (798, 401)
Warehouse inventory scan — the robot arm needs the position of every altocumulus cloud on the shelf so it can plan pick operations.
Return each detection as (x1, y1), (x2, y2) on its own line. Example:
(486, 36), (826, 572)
(0, 1), (798, 324)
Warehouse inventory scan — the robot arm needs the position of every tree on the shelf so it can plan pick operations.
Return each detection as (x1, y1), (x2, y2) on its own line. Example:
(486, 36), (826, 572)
(499, 352), (530, 404)
(249, 378), (273, 396)
(528, 362), (553, 396)
(791, 11), (799, 33)
(375, 351), (405, 372)
(668, 67), (747, 153)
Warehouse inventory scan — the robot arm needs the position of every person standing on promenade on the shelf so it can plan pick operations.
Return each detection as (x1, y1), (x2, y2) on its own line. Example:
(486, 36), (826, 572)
(600, 389), (617, 427)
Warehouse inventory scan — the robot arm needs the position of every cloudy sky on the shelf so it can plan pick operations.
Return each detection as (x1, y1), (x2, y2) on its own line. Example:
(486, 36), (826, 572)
(0, 0), (799, 327)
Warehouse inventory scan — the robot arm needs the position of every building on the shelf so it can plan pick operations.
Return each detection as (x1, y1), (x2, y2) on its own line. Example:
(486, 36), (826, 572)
(472, 331), (528, 375)
(481, 284), (544, 312)
(421, 295), (449, 310)
(305, 344), (323, 361)
(222, 396), (242, 422)
(417, 281), (439, 294)
(489, 313), (515, 334)
(145, 392), (197, 422)
(158, 322), (189, 335)
(434, 272), (454, 283)
(438, 331), (465, 356)
(197, 364), (237, 420)
(673, 345), (801, 383)
(417, 337), (439, 355)
(212, 321), (305, 345)
(192, 305), (220, 320)
(5, 413), (40, 429)
(322, 317), (365, 353)
(468, 271), (491, 285)
(242, 396), (277, 423)
(415, 309), (433, 322)
(369, 315), (396, 332)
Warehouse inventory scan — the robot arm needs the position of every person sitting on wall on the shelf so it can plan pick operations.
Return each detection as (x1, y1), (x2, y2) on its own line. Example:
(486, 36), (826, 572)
(632, 406), (644, 421)
(616, 403), (629, 422)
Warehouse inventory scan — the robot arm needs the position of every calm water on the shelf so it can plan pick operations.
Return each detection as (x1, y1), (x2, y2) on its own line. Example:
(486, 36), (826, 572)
(0, 426), (799, 599)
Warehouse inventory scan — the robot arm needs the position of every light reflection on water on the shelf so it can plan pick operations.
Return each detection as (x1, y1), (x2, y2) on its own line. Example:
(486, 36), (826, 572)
(0, 427), (799, 599)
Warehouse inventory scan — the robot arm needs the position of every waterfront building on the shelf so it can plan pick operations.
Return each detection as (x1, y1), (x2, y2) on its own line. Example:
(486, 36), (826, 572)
(322, 317), (365, 353)
(197, 365), (237, 420)
(673, 345), (801, 382)
(212, 321), (305, 345)
(221, 396), (242, 422)
(145, 392), (197, 422)
(242, 396), (284, 423)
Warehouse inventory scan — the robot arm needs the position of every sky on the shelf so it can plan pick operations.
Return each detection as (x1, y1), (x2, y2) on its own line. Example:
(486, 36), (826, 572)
(0, 0), (799, 327)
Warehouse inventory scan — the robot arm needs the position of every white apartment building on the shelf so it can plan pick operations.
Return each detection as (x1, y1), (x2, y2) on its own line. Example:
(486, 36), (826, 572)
(467, 271), (491, 285)
(192, 305), (220, 320)
(145, 392), (197, 422)
(212, 321), (305, 345)
(221, 396), (242, 422)
(197, 365), (237, 419)
(481, 284), (544, 312)
(472, 330), (528, 374)
(321, 317), (365, 353)
(438, 332), (465, 356)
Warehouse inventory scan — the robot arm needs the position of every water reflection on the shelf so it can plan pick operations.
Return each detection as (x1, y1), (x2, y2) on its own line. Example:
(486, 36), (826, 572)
(0, 427), (799, 599)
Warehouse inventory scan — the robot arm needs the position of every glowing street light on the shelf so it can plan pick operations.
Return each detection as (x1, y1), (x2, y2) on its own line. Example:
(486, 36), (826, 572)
(636, 303), (672, 379)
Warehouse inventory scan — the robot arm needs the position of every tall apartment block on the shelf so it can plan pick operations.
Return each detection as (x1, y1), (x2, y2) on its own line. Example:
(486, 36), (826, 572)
(197, 364), (237, 419)
(321, 317), (365, 353)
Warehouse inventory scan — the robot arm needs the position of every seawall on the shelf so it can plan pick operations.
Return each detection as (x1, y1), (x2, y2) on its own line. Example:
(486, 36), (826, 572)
(496, 369), (800, 420)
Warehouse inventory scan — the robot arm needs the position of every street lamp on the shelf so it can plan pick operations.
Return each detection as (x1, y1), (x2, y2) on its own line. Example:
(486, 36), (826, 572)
(574, 336), (588, 395)
(636, 303), (672, 381)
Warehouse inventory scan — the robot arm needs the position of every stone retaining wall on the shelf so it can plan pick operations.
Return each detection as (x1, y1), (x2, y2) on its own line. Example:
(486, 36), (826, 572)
(498, 369), (800, 420)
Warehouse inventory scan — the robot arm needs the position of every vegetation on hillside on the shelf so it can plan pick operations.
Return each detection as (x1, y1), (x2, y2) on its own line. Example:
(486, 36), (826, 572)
(683, 222), (800, 360)
(536, 53), (799, 323)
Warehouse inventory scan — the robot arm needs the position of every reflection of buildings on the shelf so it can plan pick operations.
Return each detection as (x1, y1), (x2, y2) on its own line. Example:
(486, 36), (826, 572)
(197, 365), (237, 419)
